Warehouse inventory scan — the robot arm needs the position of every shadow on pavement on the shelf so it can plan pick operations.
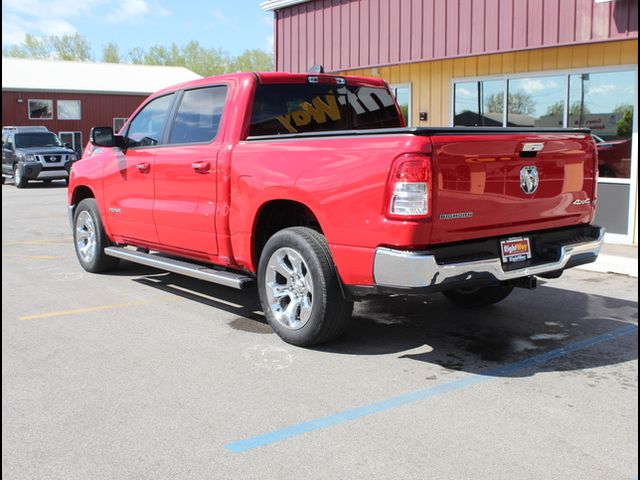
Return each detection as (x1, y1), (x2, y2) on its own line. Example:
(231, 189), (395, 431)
(121, 266), (637, 377)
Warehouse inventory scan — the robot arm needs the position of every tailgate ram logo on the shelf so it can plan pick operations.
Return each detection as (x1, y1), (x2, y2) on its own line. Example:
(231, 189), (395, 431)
(520, 166), (539, 194)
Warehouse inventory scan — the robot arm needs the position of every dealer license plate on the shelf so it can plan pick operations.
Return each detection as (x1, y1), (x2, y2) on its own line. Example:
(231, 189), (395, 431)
(500, 237), (532, 264)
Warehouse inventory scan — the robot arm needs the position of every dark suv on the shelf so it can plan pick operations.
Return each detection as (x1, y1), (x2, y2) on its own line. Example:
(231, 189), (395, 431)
(2, 126), (78, 188)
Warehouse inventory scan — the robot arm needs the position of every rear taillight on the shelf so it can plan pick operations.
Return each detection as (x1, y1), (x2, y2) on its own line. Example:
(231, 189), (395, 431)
(386, 153), (431, 219)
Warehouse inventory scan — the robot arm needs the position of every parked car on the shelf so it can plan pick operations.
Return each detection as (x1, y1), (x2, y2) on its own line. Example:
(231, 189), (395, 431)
(592, 134), (632, 179)
(68, 72), (603, 346)
(2, 126), (78, 187)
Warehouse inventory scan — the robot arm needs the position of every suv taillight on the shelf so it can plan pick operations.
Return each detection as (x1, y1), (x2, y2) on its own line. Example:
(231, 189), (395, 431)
(386, 153), (431, 219)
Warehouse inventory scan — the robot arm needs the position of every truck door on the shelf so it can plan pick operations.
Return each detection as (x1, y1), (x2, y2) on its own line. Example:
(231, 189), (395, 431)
(102, 93), (176, 245)
(152, 85), (228, 255)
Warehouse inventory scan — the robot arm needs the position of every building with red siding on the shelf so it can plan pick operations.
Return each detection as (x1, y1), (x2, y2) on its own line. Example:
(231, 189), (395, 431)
(262, 0), (638, 245)
(2, 58), (201, 155)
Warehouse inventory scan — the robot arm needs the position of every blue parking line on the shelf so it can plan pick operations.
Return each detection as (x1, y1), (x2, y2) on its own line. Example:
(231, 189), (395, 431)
(225, 323), (638, 453)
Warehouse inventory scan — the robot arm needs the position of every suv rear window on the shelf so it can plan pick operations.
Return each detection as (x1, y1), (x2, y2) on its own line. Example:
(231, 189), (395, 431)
(249, 83), (403, 136)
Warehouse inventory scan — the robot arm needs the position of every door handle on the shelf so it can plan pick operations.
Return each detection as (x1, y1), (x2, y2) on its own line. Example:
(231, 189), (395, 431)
(135, 162), (150, 173)
(192, 161), (211, 173)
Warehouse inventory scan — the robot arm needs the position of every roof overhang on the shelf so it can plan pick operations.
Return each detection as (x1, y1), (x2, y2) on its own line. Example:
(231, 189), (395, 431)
(260, 0), (311, 11)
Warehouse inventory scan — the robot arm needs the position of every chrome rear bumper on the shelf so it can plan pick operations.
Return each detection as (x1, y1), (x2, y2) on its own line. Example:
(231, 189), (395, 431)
(373, 226), (605, 289)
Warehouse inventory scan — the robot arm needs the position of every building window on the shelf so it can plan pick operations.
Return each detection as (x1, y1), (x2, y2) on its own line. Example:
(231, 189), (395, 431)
(507, 76), (565, 127)
(454, 80), (504, 127)
(57, 100), (81, 120)
(390, 84), (412, 126)
(113, 118), (128, 133)
(59, 131), (83, 155)
(28, 99), (53, 120)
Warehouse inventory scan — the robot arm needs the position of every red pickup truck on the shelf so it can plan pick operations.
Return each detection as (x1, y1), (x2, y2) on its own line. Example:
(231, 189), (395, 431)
(68, 72), (603, 346)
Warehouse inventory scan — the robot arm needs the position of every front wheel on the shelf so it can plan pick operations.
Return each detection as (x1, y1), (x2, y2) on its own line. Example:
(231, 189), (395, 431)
(73, 198), (120, 273)
(258, 227), (353, 347)
(442, 284), (514, 308)
(14, 165), (27, 188)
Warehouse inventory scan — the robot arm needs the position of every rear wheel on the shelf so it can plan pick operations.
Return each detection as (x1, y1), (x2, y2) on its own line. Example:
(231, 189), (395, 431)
(258, 227), (353, 347)
(14, 165), (27, 188)
(442, 284), (514, 307)
(73, 198), (120, 273)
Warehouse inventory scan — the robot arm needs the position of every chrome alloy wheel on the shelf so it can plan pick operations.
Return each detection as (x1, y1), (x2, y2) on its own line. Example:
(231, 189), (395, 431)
(75, 210), (97, 263)
(265, 247), (314, 330)
(14, 166), (22, 185)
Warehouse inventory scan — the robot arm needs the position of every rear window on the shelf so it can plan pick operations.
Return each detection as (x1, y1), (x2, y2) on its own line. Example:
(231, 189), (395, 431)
(249, 83), (403, 136)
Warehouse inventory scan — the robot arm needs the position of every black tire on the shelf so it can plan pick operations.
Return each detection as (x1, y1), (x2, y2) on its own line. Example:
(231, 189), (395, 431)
(73, 198), (120, 273)
(1, 176), (5, 185)
(442, 284), (514, 308)
(257, 227), (353, 347)
(14, 165), (27, 188)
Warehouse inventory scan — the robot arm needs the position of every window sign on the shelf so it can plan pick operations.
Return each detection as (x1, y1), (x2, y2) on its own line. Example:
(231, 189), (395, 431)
(57, 100), (81, 120)
(28, 99), (53, 119)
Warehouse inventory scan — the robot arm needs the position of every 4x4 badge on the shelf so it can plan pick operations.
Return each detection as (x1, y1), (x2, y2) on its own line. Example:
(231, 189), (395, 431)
(520, 166), (539, 194)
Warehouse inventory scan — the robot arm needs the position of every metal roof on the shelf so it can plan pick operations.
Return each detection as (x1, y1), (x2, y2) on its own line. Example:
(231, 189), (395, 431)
(1, 58), (202, 95)
(260, 0), (310, 11)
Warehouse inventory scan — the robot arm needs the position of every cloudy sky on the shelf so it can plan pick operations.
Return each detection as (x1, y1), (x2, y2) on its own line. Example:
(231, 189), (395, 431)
(2, 0), (274, 56)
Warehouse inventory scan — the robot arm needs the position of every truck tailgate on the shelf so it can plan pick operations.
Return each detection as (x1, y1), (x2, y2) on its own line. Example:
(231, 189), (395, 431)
(429, 132), (597, 244)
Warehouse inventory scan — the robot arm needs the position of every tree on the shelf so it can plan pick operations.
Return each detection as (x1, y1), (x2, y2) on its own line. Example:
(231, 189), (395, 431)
(2, 33), (51, 59)
(127, 47), (146, 64)
(545, 101), (591, 116)
(2, 33), (92, 61)
(50, 34), (93, 61)
(485, 92), (535, 115)
(102, 42), (121, 63)
(616, 108), (633, 138)
(3, 34), (274, 75)
(231, 49), (273, 72)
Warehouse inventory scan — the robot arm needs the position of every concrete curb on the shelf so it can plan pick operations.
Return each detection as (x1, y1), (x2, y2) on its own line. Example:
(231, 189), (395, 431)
(577, 253), (638, 277)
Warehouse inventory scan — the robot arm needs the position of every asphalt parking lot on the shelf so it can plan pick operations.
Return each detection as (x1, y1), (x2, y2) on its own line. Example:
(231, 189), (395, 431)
(2, 182), (638, 480)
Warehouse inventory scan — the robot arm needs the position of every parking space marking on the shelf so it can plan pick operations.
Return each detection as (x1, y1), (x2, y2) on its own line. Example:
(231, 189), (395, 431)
(3, 253), (66, 260)
(19, 298), (179, 321)
(3, 238), (71, 247)
(225, 323), (638, 453)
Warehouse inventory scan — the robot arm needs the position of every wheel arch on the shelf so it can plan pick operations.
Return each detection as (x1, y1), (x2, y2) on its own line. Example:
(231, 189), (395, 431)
(251, 199), (325, 271)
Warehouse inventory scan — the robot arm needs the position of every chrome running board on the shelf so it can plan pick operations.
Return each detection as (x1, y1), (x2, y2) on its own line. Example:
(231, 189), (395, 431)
(104, 247), (254, 289)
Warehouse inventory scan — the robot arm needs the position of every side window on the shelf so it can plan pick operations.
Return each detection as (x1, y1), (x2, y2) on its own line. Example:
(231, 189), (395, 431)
(168, 86), (228, 144)
(125, 93), (175, 148)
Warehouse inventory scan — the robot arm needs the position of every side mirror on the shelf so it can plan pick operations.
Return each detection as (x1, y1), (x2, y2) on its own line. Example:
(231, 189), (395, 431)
(3, 142), (14, 151)
(64, 142), (72, 149)
(91, 126), (124, 148)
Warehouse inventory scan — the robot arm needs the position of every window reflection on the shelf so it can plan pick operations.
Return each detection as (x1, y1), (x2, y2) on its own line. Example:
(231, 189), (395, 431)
(507, 76), (565, 127)
(454, 80), (504, 126)
(569, 71), (634, 179)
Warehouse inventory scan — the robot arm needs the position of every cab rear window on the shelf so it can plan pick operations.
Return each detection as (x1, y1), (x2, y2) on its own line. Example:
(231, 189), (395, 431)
(249, 83), (403, 136)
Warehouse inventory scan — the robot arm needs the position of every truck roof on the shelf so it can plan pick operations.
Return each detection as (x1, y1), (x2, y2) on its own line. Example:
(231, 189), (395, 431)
(151, 72), (389, 97)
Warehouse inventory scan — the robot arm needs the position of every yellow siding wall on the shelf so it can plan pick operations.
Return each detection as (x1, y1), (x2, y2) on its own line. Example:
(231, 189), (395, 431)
(343, 39), (639, 244)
